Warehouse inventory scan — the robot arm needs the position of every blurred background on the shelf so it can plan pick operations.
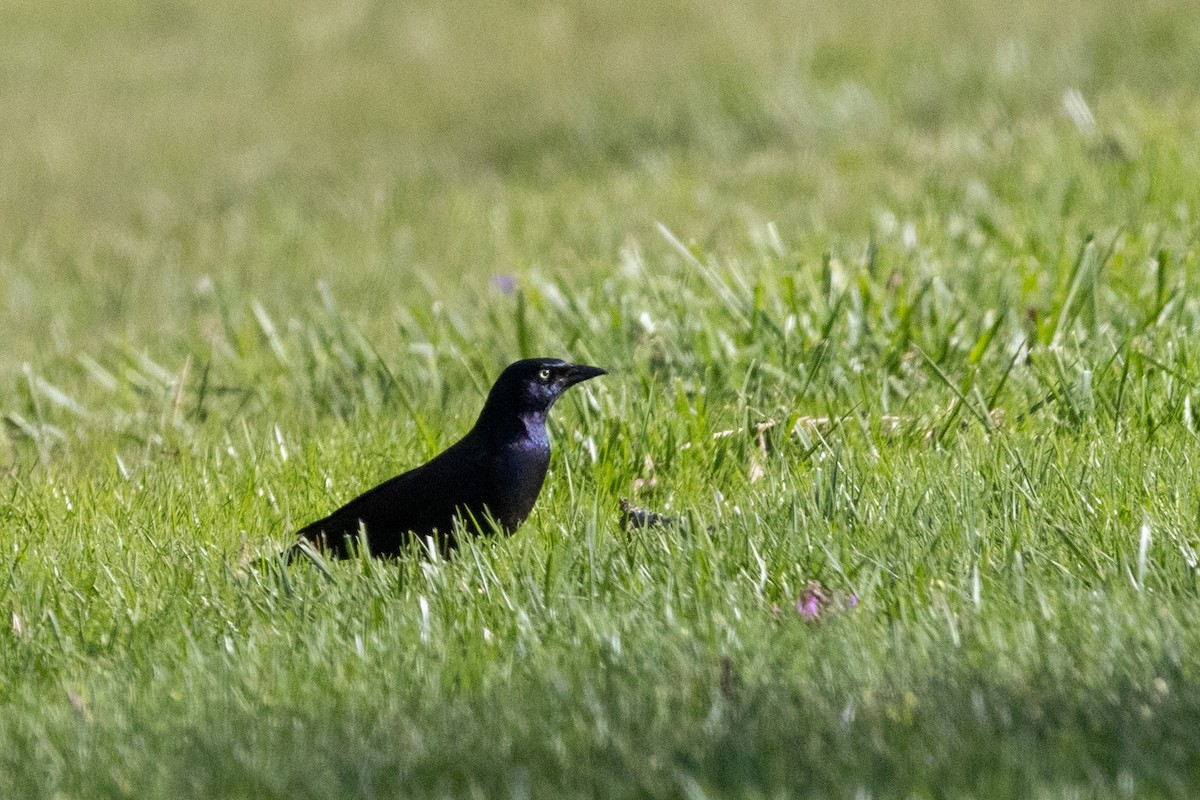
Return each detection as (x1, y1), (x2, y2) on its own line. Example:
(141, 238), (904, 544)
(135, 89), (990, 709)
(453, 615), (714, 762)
(3, 0), (1200, 366)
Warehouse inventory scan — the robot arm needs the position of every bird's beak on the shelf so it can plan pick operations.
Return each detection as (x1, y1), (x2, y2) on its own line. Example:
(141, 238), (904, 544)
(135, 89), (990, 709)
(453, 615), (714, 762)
(563, 363), (607, 387)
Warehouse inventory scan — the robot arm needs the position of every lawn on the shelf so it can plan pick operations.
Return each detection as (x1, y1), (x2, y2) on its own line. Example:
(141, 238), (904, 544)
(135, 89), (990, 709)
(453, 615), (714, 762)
(3, 1), (1200, 797)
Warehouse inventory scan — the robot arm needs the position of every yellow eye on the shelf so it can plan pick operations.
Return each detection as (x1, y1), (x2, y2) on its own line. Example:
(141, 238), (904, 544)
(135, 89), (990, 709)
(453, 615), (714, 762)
(538, 368), (552, 382)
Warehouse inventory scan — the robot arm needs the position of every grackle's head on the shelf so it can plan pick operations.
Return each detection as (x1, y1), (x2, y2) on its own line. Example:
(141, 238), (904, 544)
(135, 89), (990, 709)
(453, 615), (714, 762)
(482, 357), (607, 419)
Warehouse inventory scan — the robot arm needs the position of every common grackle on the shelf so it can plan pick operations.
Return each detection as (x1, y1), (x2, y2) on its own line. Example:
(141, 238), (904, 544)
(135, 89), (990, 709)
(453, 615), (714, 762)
(294, 357), (606, 558)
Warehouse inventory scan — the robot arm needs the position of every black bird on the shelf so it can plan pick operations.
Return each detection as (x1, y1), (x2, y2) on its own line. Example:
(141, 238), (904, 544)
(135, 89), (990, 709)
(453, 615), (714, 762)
(295, 357), (606, 558)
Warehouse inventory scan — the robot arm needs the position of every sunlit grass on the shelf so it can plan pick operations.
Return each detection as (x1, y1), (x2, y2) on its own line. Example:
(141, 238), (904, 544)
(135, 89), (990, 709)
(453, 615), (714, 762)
(3, 0), (1200, 797)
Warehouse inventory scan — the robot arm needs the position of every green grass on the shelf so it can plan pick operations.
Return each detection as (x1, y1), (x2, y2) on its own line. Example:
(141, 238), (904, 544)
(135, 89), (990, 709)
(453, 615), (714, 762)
(4, 0), (1200, 797)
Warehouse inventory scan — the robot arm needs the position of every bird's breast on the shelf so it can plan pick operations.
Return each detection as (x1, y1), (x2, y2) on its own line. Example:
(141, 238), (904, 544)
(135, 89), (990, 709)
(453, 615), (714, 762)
(488, 437), (551, 529)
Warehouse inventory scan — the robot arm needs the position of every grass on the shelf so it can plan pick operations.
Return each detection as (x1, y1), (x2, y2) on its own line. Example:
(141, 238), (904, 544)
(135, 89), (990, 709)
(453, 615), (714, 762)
(3, 0), (1200, 797)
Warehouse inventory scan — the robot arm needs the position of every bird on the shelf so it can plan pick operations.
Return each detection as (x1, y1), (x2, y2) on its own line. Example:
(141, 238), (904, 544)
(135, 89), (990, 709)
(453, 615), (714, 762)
(293, 357), (606, 559)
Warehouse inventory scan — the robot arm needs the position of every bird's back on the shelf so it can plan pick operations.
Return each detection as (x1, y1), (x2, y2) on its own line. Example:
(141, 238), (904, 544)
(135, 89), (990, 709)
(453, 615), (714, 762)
(297, 428), (550, 557)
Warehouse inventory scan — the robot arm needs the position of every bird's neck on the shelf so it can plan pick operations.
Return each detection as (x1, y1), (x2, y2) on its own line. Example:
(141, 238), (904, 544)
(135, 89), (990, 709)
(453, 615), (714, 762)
(515, 412), (550, 449)
(472, 405), (549, 448)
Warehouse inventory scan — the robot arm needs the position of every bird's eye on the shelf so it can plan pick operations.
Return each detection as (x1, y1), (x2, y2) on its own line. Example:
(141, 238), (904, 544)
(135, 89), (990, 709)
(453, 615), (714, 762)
(537, 368), (552, 382)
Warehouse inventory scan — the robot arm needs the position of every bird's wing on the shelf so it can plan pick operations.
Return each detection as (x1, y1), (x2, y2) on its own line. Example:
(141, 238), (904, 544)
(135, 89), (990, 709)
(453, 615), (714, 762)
(297, 434), (492, 552)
